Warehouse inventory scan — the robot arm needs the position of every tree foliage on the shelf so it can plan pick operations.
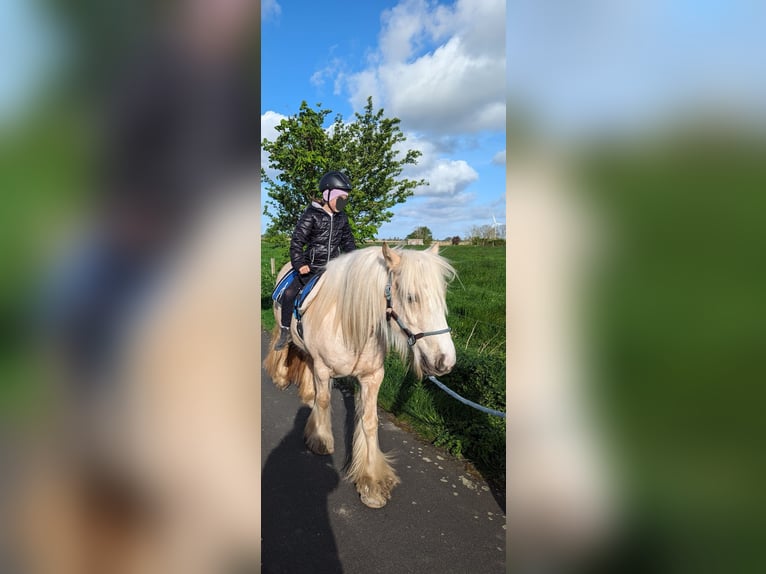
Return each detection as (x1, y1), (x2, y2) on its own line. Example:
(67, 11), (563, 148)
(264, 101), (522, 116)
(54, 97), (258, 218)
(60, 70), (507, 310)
(467, 223), (506, 245)
(262, 98), (425, 242)
(406, 226), (434, 246)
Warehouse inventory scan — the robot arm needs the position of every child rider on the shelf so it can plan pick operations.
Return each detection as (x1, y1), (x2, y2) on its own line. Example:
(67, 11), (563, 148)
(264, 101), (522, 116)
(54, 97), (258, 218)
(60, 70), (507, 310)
(275, 170), (356, 350)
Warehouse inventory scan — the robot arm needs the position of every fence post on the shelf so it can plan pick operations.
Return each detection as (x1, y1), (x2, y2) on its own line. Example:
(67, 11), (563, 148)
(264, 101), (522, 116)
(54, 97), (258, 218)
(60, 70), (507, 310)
(270, 258), (275, 276)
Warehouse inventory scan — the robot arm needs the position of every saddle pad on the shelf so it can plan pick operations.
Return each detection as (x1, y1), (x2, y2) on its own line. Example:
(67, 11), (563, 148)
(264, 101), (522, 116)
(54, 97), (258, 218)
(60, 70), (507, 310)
(293, 273), (325, 319)
(272, 268), (297, 303)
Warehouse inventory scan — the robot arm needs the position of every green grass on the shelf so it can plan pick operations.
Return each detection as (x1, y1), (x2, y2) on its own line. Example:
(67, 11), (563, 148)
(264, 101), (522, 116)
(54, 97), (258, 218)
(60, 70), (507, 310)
(438, 245), (506, 356)
(260, 242), (507, 487)
(0, 106), (91, 419)
(261, 241), (291, 332)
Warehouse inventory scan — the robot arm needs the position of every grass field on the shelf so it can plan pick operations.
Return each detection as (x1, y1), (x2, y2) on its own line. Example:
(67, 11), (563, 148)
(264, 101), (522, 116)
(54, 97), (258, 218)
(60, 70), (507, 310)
(261, 242), (507, 487)
(0, 110), (90, 419)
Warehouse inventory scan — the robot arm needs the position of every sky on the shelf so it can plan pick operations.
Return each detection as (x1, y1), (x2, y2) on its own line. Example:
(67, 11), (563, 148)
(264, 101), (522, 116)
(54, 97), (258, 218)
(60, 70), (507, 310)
(2, 0), (765, 239)
(506, 0), (766, 139)
(261, 0), (507, 240)
(0, 0), (62, 127)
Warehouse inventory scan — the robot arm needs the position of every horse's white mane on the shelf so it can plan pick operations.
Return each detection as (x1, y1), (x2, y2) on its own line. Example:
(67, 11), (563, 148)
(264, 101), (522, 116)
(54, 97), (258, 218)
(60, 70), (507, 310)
(308, 246), (456, 357)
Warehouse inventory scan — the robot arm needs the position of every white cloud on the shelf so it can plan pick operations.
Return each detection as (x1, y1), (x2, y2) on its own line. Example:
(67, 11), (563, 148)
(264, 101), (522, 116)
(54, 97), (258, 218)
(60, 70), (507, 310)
(380, 37), (504, 133)
(398, 192), (476, 219)
(414, 159), (478, 197)
(378, 0), (450, 63)
(261, 111), (287, 180)
(492, 149), (506, 165)
(452, 0), (506, 59)
(347, 69), (382, 112)
(262, 0), (281, 21)
(310, 57), (347, 95)
(398, 193), (503, 223)
(395, 132), (479, 196)
(345, 0), (505, 134)
(261, 110), (286, 142)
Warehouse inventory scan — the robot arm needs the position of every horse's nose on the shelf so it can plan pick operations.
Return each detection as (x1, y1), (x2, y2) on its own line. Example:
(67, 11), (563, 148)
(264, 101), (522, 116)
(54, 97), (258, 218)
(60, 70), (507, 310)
(435, 353), (454, 375)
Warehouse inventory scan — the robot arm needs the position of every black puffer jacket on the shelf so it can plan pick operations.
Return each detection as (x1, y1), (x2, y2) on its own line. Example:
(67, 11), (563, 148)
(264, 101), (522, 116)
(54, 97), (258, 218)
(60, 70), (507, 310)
(289, 202), (356, 271)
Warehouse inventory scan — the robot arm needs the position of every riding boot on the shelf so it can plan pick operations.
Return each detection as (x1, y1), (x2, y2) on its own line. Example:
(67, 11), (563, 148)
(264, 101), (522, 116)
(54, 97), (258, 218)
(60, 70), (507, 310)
(274, 326), (291, 350)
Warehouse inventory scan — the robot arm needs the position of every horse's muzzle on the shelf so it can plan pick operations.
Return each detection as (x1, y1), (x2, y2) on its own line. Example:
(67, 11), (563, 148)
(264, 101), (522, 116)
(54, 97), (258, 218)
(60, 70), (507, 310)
(422, 353), (454, 376)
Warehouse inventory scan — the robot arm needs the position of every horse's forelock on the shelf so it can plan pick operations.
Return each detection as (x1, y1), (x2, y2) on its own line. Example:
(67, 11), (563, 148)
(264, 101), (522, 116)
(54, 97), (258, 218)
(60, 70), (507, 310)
(396, 249), (456, 309)
(386, 249), (455, 363)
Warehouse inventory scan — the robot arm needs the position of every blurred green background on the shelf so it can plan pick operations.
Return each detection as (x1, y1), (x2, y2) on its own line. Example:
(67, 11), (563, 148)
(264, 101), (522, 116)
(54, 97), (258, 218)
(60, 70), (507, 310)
(1, 2), (765, 572)
(572, 130), (766, 573)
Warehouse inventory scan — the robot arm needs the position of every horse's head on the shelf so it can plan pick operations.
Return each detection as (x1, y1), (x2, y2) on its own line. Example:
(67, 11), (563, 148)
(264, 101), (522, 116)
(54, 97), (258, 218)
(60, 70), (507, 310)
(382, 242), (456, 377)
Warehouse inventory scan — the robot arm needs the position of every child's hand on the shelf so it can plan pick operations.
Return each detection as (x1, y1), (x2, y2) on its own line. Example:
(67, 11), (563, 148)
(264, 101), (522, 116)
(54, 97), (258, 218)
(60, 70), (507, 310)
(298, 265), (310, 275)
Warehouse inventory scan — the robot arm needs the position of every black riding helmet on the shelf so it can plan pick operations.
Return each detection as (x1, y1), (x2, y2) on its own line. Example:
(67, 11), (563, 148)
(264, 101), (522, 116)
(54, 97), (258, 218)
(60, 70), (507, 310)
(319, 171), (352, 193)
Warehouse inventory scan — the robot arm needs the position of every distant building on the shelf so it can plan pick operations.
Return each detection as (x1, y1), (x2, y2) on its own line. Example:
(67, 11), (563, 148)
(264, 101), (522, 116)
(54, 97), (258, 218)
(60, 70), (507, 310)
(407, 238), (424, 246)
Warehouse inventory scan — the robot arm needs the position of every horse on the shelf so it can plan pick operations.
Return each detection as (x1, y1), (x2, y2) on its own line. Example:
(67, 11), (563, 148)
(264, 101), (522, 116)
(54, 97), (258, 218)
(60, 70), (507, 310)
(263, 242), (457, 508)
(13, 188), (263, 574)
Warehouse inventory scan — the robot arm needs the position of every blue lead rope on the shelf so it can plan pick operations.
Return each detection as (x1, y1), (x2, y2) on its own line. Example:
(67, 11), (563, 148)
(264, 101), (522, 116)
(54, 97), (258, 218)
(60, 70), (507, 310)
(427, 375), (506, 419)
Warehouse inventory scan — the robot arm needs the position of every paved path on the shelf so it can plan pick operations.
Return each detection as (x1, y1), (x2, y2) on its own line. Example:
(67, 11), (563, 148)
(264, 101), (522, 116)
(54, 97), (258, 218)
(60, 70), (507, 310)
(261, 333), (506, 574)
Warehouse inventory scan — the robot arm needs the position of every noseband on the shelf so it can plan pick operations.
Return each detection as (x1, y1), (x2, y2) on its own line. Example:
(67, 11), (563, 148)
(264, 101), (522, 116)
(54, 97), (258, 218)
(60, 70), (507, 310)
(385, 273), (451, 347)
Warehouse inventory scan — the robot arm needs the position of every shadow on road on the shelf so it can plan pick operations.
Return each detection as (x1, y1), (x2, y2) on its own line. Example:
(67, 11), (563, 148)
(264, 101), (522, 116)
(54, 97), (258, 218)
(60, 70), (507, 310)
(333, 379), (357, 472)
(262, 407), (343, 574)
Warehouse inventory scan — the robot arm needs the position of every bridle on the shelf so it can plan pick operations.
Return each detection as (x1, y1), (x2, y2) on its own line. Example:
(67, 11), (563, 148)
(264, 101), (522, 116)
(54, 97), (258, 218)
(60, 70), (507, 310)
(384, 272), (452, 347)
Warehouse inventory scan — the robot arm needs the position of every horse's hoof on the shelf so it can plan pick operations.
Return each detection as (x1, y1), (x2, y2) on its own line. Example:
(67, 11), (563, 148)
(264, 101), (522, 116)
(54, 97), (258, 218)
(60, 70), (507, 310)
(312, 444), (334, 455)
(360, 492), (388, 509)
(305, 436), (334, 455)
(357, 479), (390, 508)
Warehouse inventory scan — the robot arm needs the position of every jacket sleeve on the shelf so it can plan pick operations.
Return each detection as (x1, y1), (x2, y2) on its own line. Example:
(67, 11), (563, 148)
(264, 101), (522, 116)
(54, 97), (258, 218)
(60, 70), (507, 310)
(340, 215), (357, 252)
(289, 211), (313, 270)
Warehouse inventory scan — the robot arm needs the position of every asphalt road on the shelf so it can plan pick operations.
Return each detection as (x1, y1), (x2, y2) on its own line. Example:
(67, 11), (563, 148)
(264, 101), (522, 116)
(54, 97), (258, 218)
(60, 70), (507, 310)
(261, 333), (506, 574)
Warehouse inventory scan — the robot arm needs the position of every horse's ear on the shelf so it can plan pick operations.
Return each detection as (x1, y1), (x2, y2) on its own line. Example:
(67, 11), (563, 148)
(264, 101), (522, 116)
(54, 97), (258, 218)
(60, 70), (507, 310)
(382, 241), (401, 270)
(427, 242), (439, 255)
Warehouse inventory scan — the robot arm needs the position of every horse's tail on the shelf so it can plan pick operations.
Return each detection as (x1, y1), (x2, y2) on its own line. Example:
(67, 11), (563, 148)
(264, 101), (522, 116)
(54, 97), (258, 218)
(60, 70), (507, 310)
(262, 325), (288, 387)
(262, 326), (315, 405)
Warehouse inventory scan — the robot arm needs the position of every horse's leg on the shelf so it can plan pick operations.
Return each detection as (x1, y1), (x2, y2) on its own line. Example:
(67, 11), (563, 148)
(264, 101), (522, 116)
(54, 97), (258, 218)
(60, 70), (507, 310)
(348, 368), (400, 508)
(304, 360), (334, 455)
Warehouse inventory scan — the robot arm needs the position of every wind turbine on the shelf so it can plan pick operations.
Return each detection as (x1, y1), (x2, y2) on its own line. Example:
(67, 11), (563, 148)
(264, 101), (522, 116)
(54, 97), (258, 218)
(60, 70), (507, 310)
(491, 214), (499, 240)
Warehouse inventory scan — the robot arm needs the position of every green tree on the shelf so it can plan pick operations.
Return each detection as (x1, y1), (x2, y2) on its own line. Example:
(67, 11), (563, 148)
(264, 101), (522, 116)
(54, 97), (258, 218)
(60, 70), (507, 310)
(262, 98), (426, 242)
(406, 226), (433, 246)
(262, 102), (332, 237)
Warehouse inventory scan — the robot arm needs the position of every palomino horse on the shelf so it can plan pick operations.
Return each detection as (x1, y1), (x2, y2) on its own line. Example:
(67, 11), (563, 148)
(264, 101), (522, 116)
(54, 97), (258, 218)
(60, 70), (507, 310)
(263, 242), (457, 508)
(13, 189), (262, 574)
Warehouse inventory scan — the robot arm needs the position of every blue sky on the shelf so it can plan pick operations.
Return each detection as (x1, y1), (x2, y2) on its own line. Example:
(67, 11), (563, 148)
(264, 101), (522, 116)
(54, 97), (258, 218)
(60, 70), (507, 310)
(261, 0), (507, 240)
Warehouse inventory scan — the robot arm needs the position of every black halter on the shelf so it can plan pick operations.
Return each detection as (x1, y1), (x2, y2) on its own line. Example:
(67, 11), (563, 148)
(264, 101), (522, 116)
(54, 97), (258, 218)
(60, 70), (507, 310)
(384, 273), (452, 347)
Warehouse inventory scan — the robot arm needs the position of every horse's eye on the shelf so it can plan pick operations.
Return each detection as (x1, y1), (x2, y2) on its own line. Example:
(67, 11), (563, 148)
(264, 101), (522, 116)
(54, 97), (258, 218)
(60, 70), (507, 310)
(406, 294), (419, 304)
